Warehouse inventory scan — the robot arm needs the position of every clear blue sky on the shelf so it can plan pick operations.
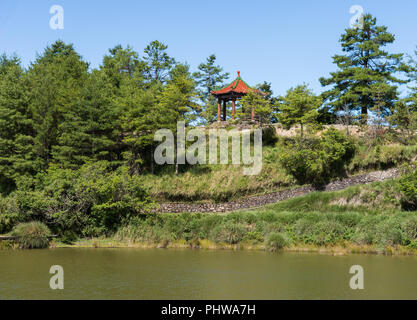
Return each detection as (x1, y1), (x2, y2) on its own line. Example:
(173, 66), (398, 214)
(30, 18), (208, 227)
(0, 0), (416, 96)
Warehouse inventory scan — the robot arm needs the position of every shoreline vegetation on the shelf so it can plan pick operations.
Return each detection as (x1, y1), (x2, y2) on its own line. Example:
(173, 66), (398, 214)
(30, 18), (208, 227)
(2, 178), (417, 256)
(50, 238), (417, 256)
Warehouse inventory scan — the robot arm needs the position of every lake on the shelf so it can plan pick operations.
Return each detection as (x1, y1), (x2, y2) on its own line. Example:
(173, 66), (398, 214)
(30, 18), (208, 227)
(0, 248), (416, 300)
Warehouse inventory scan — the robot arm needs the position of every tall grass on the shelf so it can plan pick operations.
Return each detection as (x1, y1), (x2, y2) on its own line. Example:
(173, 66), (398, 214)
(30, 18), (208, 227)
(11, 222), (51, 249)
(115, 182), (417, 252)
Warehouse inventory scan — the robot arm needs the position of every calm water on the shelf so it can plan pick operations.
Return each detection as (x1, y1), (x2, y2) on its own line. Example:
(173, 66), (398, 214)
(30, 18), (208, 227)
(0, 248), (416, 300)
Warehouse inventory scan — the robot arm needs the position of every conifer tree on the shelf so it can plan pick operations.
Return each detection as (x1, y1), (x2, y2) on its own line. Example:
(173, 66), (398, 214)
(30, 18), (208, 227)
(27, 41), (89, 168)
(320, 13), (407, 123)
(278, 85), (321, 138)
(0, 54), (35, 193)
(193, 54), (229, 123)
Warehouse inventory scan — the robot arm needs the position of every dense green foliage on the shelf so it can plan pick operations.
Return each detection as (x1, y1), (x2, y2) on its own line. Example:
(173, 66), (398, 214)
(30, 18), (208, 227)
(0, 162), (153, 237)
(280, 128), (356, 185)
(11, 222), (51, 249)
(193, 54), (229, 123)
(278, 85), (321, 137)
(397, 169), (417, 210)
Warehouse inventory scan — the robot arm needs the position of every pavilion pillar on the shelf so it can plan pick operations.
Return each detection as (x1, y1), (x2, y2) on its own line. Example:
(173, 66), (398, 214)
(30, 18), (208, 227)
(223, 100), (227, 121)
(251, 106), (255, 121)
(232, 98), (236, 120)
(217, 99), (221, 122)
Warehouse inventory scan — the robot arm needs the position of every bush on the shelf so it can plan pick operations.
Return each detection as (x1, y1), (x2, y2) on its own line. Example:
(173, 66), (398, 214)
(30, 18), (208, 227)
(397, 169), (417, 210)
(6, 161), (154, 237)
(261, 126), (278, 146)
(0, 195), (20, 234)
(265, 232), (288, 251)
(280, 128), (356, 185)
(11, 222), (51, 249)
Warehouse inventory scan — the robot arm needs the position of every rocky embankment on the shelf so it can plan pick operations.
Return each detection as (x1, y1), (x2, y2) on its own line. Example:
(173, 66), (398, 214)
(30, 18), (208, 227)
(156, 168), (403, 213)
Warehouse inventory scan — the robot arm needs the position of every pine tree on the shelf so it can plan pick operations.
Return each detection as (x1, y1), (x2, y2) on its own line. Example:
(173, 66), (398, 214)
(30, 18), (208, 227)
(143, 40), (175, 83)
(256, 82), (278, 122)
(52, 70), (124, 168)
(320, 13), (407, 124)
(193, 54), (229, 123)
(27, 41), (89, 168)
(0, 54), (35, 193)
(101, 45), (146, 90)
(278, 85), (321, 138)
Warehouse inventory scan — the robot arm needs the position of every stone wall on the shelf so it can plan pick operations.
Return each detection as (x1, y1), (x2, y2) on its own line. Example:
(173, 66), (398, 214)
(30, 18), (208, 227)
(154, 167), (403, 214)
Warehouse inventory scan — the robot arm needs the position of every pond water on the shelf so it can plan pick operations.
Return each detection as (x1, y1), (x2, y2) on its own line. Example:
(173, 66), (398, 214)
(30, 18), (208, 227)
(0, 248), (416, 300)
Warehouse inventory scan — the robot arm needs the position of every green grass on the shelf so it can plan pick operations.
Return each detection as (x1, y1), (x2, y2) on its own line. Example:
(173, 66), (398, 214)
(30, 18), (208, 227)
(140, 142), (417, 203)
(139, 146), (293, 202)
(113, 179), (417, 254)
(10, 222), (51, 249)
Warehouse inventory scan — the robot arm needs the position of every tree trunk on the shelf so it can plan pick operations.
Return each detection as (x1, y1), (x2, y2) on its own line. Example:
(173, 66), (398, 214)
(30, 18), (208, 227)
(361, 106), (368, 125)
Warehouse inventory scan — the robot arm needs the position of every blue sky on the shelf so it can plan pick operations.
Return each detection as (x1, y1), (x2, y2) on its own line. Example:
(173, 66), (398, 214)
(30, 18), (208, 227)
(0, 0), (416, 96)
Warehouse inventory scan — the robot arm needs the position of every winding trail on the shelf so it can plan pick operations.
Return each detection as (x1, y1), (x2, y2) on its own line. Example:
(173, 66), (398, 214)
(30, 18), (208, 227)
(156, 167), (403, 213)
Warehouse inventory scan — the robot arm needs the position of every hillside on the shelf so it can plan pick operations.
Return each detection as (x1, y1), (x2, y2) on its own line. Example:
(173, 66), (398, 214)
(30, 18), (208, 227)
(139, 125), (417, 203)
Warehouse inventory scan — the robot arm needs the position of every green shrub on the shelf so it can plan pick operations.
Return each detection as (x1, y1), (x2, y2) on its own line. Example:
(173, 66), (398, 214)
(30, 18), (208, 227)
(11, 222), (51, 249)
(261, 126), (278, 146)
(265, 232), (288, 251)
(0, 195), (19, 234)
(280, 128), (356, 185)
(7, 161), (154, 237)
(397, 169), (417, 210)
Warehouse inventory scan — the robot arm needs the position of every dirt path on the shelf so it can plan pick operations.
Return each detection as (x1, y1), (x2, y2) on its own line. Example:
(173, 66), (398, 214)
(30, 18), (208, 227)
(155, 168), (403, 213)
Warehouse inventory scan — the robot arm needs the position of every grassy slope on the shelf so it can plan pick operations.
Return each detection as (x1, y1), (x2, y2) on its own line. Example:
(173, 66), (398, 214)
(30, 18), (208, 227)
(140, 143), (417, 203)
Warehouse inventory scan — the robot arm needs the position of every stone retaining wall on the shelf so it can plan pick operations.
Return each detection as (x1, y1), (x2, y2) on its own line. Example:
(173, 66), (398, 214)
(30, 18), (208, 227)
(155, 168), (403, 213)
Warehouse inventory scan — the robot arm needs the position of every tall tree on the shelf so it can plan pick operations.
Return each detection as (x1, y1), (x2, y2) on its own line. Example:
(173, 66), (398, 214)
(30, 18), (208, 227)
(101, 45), (146, 90)
(193, 54), (229, 98)
(193, 54), (229, 123)
(143, 40), (175, 83)
(278, 84), (321, 138)
(256, 81), (278, 122)
(320, 13), (407, 123)
(27, 41), (89, 168)
(52, 70), (124, 168)
(0, 54), (35, 193)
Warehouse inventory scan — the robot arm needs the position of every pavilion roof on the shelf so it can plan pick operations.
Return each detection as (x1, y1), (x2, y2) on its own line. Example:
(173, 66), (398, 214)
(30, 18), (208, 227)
(211, 71), (260, 97)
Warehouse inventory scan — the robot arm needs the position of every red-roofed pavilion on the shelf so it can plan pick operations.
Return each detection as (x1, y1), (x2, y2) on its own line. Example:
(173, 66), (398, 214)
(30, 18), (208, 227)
(211, 71), (262, 122)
